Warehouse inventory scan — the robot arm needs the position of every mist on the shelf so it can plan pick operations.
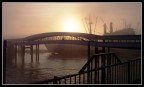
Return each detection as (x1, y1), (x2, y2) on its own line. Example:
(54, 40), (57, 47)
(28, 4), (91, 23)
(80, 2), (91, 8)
(2, 2), (142, 39)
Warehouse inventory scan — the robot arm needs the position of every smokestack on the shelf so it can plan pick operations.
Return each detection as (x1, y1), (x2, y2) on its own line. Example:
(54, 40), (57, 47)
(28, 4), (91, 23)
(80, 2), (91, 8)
(110, 22), (113, 33)
(104, 23), (106, 35)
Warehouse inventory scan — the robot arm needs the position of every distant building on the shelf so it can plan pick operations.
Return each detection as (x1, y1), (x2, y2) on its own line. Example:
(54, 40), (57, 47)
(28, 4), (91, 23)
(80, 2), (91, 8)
(104, 22), (135, 35)
(105, 28), (135, 35)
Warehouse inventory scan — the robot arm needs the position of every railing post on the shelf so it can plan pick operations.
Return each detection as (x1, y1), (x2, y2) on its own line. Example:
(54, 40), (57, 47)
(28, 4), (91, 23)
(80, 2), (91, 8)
(3, 40), (7, 84)
(101, 68), (105, 84)
(128, 60), (131, 84)
(107, 53), (111, 83)
(53, 76), (58, 84)
(95, 40), (98, 54)
(88, 41), (90, 60)
(101, 54), (105, 84)
(87, 41), (90, 83)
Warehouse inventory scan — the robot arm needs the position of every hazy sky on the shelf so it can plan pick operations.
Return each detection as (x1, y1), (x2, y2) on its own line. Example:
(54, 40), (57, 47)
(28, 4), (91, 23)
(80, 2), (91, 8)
(2, 2), (141, 39)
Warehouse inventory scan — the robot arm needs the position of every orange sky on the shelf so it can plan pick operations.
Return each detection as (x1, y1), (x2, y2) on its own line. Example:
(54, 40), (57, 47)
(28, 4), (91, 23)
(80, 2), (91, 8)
(2, 2), (141, 39)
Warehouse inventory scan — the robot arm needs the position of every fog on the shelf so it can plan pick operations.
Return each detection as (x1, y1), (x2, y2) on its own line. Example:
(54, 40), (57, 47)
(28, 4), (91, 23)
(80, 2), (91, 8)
(2, 2), (141, 39)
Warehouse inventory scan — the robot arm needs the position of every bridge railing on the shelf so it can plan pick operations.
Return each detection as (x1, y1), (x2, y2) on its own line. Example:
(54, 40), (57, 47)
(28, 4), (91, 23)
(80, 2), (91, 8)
(14, 35), (141, 45)
(31, 53), (141, 84)
(79, 52), (122, 73)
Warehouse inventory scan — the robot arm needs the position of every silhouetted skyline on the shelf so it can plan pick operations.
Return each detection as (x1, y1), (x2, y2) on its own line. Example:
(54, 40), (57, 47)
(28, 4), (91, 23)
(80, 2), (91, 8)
(2, 2), (141, 39)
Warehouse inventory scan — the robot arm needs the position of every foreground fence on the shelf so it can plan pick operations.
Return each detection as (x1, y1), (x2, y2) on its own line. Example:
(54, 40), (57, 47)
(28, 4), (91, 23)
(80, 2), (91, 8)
(32, 53), (141, 84)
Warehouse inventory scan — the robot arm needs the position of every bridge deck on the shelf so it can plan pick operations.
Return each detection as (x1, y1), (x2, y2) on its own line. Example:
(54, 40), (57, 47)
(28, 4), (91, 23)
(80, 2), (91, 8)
(11, 32), (141, 49)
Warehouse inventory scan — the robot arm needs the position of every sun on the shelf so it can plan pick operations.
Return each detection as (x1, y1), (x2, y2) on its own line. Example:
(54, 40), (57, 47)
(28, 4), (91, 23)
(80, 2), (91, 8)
(62, 17), (82, 32)
(65, 19), (78, 32)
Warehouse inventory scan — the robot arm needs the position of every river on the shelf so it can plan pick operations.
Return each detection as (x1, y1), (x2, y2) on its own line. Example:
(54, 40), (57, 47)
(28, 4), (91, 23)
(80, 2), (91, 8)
(4, 44), (141, 84)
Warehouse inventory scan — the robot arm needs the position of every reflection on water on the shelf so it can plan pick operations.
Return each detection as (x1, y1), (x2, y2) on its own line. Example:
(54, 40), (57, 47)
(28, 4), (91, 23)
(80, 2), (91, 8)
(5, 52), (87, 84)
(5, 47), (141, 84)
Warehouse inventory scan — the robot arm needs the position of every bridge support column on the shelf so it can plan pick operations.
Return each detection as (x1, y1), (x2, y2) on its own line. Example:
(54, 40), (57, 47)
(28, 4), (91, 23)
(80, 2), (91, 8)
(36, 44), (39, 62)
(14, 44), (17, 64)
(38, 44), (39, 62)
(21, 45), (25, 64)
(36, 45), (37, 62)
(30, 45), (33, 62)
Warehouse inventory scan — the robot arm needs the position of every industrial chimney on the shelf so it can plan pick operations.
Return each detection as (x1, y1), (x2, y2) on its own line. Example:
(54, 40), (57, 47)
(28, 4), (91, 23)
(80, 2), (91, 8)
(110, 22), (113, 33)
(104, 23), (106, 35)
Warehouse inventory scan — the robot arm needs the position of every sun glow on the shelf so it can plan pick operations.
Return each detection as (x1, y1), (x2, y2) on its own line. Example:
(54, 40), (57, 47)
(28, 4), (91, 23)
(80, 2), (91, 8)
(61, 17), (82, 32)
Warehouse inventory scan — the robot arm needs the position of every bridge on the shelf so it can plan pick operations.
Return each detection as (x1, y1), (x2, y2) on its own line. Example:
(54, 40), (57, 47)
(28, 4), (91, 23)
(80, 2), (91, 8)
(6, 32), (141, 63)
(4, 32), (141, 84)
(13, 32), (141, 48)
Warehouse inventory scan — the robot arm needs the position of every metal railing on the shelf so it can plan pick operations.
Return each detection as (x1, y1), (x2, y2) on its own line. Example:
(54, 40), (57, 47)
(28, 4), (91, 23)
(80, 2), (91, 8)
(79, 52), (122, 73)
(32, 53), (141, 84)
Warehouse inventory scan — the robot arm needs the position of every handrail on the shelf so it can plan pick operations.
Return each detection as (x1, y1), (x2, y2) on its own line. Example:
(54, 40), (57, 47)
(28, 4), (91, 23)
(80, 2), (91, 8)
(32, 62), (122, 84)
(112, 53), (122, 63)
(79, 54), (95, 73)
(31, 58), (141, 84)
(79, 52), (122, 73)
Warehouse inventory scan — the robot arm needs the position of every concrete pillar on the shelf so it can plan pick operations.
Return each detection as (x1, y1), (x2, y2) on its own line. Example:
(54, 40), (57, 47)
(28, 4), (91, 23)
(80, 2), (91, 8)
(31, 45), (33, 62)
(38, 44), (39, 62)
(35, 44), (37, 61)
(15, 44), (17, 64)
(19, 45), (25, 65)
(36, 44), (39, 62)
(22, 45), (25, 64)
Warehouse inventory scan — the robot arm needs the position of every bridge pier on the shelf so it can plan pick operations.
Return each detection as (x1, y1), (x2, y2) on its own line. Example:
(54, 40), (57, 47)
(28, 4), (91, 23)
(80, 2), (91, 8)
(14, 44), (18, 64)
(25, 45), (34, 63)
(19, 44), (40, 63)
(30, 45), (33, 62)
(20, 45), (34, 63)
(21, 45), (25, 64)
(36, 44), (39, 62)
